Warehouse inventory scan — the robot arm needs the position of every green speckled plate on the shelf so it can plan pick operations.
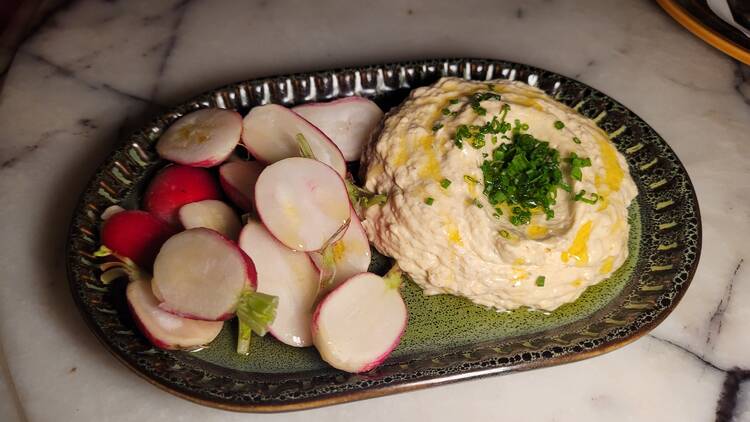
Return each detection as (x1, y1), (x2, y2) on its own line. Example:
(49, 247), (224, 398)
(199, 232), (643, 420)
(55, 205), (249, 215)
(66, 58), (701, 412)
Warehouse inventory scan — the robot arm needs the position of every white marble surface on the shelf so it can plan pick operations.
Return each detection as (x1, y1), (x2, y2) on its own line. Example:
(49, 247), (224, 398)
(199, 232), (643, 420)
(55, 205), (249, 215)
(0, 0), (749, 421)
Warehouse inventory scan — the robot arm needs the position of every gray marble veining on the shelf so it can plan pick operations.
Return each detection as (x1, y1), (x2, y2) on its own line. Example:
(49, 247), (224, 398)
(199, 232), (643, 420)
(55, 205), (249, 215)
(0, 0), (748, 421)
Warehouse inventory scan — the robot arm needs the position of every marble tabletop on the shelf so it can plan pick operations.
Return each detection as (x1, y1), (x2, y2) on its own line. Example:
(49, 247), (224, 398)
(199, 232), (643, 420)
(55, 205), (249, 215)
(0, 0), (749, 420)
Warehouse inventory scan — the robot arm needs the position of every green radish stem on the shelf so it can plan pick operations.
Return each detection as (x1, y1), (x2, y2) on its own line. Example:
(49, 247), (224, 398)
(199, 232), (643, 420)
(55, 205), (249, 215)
(95, 246), (148, 285)
(235, 290), (278, 355)
(317, 242), (338, 293)
(296, 133), (315, 159)
(345, 178), (387, 210)
(237, 320), (252, 355)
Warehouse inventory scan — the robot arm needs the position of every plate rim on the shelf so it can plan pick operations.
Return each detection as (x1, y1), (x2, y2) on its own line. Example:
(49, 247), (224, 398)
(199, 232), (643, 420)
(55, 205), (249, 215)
(657, 0), (750, 64)
(65, 57), (702, 412)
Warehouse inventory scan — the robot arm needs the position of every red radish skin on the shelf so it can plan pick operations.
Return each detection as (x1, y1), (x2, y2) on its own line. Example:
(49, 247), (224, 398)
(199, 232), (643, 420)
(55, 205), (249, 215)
(254, 157), (351, 252)
(143, 165), (222, 226)
(293, 97), (383, 161)
(311, 272), (407, 373)
(239, 221), (319, 347)
(178, 199), (241, 240)
(241, 104), (346, 176)
(152, 228), (257, 321)
(156, 108), (242, 167)
(101, 210), (176, 269)
(127, 278), (223, 350)
(219, 161), (263, 212)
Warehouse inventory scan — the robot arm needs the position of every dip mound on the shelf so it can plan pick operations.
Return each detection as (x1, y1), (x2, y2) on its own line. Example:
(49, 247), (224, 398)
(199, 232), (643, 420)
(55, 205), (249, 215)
(361, 77), (637, 311)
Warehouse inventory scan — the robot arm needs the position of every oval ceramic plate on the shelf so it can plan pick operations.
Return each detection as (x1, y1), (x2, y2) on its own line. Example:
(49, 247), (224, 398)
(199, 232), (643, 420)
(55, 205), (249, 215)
(66, 58), (701, 412)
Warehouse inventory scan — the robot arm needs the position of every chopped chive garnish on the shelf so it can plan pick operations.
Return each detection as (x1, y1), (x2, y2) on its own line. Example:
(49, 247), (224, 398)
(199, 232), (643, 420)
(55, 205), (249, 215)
(565, 152), (592, 181)
(441, 108), (451, 115)
(440, 178), (452, 189)
(464, 175), (478, 184)
(574, 190), (599, 204)
(449, 98), (459, 104)
(572, 136), (582, 144)
(472, 198), (484, 208)
(424, 197), (434, 205)
(535, 276), (545, 287)
(554, 120), (565, 130)
(432, 123), (443, 132)
(480, 119), (564, 226)
(499, 230), (511, 239)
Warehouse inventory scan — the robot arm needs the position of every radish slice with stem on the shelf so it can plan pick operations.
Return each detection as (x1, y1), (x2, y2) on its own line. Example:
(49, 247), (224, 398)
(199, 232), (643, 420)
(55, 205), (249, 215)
(178, 199), (241, 240)
(293, 97), (383, 161)
(127, 277), (224, 350)
(156, 108), (242, 167)
(219, 160), (263, 212)
(310, 208), (371, 294)
(312, 269), (407, 373)
(241, 104), (346, 176)
(239, 221), (319, 347)
(152, 228), (259, 321)
(254, 157), (350, 252)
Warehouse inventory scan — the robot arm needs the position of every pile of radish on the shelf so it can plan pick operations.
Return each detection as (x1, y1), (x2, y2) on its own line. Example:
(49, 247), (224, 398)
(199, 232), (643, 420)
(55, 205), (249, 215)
(96, 97), (408, 373)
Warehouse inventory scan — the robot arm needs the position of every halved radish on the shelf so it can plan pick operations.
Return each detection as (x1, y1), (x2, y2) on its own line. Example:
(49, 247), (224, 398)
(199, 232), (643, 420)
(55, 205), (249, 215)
(156, 108), (242, 167)
(239, 221), (318, 347)
(293, 97), (383, 161)
(143, 165), (222, 226)
(219, 160), (263, 212)
(310, 209), (371, 293)
(152, 228), (256, 321)
(101, 210), (176, 269)
(127, 277), (223, 350)
(312, 271), (407, 373)
(178, 199), (241, 240)
(241, 104), (346, 176)
(255, 157), (350, 252)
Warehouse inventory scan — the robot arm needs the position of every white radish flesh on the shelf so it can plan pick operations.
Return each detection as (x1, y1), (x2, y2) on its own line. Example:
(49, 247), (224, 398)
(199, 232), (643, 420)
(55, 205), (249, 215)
(293, 97), (383, 161)
(239, 221), (319, 347)
(241, 104), (346, 176)
(255, 157), (350, 252)
(312, 272), (407, 373)
(157, 108), (242, 167)
(219, 160), (263, 212)
(178, 200), (241, 240)
(100, 205), (125, 221)
(310, 208), (371, 292)
(152, 228), (256, 321)
(127, 277), (223, 350)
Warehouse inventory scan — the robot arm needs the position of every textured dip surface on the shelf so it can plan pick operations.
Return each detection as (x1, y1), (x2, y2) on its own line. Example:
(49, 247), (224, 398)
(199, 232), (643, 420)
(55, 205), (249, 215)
(362, 77), (637, 311)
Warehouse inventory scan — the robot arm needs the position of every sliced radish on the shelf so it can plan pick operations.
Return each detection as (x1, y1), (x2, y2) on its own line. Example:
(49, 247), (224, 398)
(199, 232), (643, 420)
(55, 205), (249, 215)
(310, 209), (371, 292)
(241, 104), (346, 176)
(255, 157), (350, 252)
(312, 271), (407, 373)
(219, 160), (263, 212)
(178, 200), (241, 240)
(152, 228), (256, 321)
(239, 221), (318, 347)
(293, 97), (383, 161)
(127, 277), (223, 350)
(101, 210), (176, 269)
(156, 108), (242, 167)
(143, 165), (222, 226)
